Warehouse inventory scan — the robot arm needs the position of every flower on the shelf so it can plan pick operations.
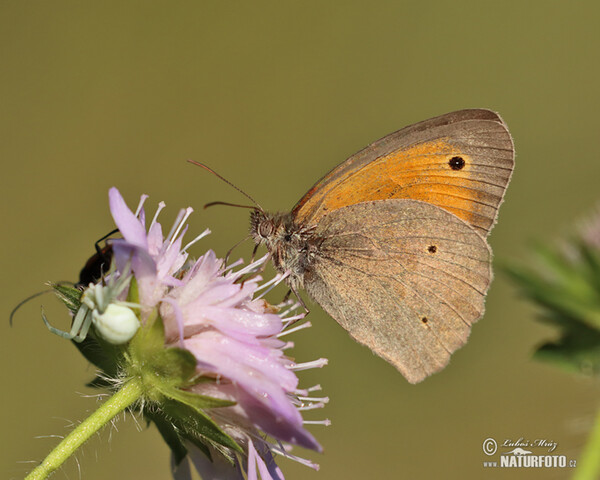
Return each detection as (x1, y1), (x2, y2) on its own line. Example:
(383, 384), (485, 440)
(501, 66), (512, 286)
(105, 188), (329, 478)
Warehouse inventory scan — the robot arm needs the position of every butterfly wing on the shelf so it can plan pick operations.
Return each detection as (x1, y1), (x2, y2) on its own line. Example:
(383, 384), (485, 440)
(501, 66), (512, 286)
(304, 199), (492, 383)
(293, 109), (514, 237)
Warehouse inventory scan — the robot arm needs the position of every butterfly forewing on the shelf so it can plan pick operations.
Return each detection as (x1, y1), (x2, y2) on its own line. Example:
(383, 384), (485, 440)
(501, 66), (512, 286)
(303, 199), (492, 383)
(292, 109), (514, 237)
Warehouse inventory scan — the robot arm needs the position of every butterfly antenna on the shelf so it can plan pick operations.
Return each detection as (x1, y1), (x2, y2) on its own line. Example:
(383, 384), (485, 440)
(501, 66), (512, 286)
(187, 160), (263, 211)
(204, 201), (257, 210)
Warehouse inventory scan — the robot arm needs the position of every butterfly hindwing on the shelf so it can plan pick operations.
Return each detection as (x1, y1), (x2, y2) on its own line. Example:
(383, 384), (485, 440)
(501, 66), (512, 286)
(303, 199), (492, 383)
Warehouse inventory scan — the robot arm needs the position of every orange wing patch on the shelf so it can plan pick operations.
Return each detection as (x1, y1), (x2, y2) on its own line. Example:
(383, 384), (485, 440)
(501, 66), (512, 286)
(293, 139), (509, 235)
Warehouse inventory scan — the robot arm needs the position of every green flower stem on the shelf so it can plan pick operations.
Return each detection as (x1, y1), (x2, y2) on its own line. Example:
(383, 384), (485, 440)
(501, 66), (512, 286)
(25, 378), (143, 480)
(573, 406), (600, 480)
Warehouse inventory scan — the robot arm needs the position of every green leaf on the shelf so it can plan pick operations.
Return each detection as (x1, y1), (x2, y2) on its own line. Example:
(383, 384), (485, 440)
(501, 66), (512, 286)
(127, 275), (140, 304)
(506, 262), (600, 330)
(124, 308), (241, 456)
(146, 408), (216, 463)
(51, 283), (82, 314)
(160, 399), (243, 455)
(145, 410), (189, 465)
(533, 326), (600, 376)
(159, 385), (236, 410)
(149, 347), (198, 388)
(579, 242), (600, 296)
(505, 239), (600, 378)
(70, 327), (125, 379)
(128, 308), (164, 356)
(530, 304), (600, 376)
(126, 310), (229, 404)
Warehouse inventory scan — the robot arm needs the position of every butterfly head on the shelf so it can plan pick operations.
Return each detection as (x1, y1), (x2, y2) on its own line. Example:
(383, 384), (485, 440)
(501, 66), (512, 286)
(250, 209), (318, 284)
(250, 209), (286, 247)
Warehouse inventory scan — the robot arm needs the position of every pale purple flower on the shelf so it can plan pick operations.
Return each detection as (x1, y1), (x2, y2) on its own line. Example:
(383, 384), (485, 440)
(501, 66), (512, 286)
(107, 187), (328, 479)
(109, 189), (196, 310)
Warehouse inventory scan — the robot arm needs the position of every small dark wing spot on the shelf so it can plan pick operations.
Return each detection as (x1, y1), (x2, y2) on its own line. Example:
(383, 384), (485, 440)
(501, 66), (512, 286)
(427, 245), (437, 254)
(421, 317), (428, 324)
(448, 156), (465, 170)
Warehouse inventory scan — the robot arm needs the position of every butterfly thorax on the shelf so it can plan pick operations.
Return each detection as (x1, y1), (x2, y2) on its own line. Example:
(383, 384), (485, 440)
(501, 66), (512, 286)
(250, 209), (320, 290)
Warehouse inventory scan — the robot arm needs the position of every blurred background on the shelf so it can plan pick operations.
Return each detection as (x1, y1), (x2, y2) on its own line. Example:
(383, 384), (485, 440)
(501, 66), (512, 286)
(2, 2), (599, 479)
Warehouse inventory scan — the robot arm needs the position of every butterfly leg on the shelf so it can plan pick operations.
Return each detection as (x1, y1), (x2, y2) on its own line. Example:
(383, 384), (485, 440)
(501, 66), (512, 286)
(235, 248), (268, 287)
(281, 286), (310, 326)
(283, 285), (310, 313)
(223, 234), (252, 266)
(250, 243), (260, 263)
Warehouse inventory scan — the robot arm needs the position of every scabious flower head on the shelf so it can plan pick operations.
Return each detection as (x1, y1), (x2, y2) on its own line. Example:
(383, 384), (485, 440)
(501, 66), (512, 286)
(52, 187), (328, 479)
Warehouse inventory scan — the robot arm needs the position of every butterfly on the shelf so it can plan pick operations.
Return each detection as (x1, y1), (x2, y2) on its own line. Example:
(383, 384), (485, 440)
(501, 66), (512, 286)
(249, 109), (514, 383)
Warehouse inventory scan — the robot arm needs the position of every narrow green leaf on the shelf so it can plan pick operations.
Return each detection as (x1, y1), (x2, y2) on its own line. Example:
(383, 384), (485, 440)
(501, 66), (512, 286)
(161, 399), (243, 454)
(70, 332), (122, 377)
(127, 308), (164, 364)
(579, 243), (600, 296)
(145, 411), (189, 465)
(187, 436), (212, 462)
(506, 263), (600, 329)
(150, 347), (198, 387)
(159, 385), (236, 410)
(51, 283), (82, 314)
(532, 315), (600, 376)
(126, 276), (140, 304)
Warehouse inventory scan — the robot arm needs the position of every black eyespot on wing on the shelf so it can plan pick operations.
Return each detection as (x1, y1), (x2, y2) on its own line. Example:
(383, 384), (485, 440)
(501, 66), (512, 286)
(427, 245), (437, 254)
(448, 156), (465, 170)
(421, 317), (428, 324)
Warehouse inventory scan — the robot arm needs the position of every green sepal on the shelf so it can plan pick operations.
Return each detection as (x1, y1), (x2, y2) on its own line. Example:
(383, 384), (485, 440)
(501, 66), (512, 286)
(125, 308), (241, 455)
(128, 307), (165, 354)
(51, 283), (82, 315)
(126, 275), (140, 304)
(126, 310), (198, 396)
(160, 399), (243, 455)
(187, 436), (213, 462)
(145, 409), (215, 465)
(145, 410), (189, 465)
(148, 347), (198, 390)
(160, 386), (236, 410)
(72, 331), (124, 378)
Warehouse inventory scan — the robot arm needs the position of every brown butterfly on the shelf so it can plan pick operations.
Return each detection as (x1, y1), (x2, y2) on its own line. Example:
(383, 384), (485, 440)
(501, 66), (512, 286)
(202, 109), (514, 383)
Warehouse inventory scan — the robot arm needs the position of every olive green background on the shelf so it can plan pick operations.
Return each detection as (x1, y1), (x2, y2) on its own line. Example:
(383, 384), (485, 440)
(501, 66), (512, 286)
(2, 2), (599, 479)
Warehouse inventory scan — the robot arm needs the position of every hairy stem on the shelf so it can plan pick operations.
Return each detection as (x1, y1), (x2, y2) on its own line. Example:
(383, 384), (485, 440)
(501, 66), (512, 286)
(26, 378), (142, 480)
(573, 406), (600, 480)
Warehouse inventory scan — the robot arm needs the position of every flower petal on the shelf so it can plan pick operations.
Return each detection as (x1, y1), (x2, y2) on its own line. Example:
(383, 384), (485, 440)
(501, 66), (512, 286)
(185, 332), (320, 450)
(108, 187), (148, 249)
